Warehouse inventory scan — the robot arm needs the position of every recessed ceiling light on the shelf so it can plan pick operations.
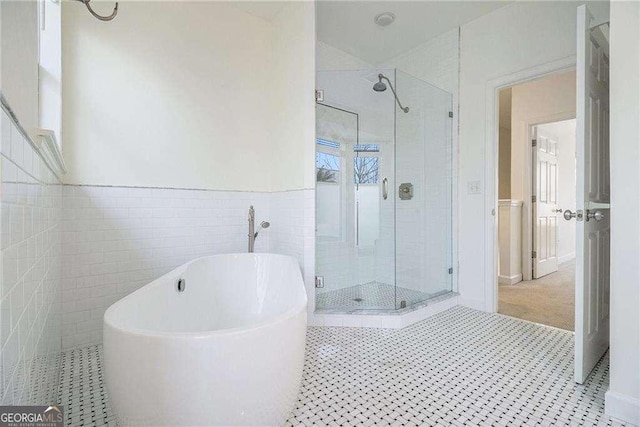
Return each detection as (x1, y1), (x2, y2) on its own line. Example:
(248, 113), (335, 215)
(374, 12), (395, 27)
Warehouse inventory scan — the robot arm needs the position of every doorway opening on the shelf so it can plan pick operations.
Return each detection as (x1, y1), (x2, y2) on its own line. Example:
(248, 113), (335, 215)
(495, 71), (577, 331)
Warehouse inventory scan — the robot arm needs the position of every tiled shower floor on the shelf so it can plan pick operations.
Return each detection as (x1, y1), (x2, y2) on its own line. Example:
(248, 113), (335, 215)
(315, 281), (437, 312)
(58, 306), (625, 426)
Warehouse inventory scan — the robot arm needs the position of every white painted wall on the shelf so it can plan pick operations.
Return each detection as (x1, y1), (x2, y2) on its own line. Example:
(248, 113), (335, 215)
(458, 1), (608, 309)
(270, 2), (316, 191)
(381, 29), (459, 99)
(537, 119), (576, 264)
(1, 0), (39, 131)
(316, 42), (369, 72)
(605, 1), (640, 424)
(62, 1), (313, 192)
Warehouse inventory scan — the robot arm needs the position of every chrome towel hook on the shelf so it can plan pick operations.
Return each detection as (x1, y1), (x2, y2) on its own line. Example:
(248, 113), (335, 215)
(75, 0), (119, 22)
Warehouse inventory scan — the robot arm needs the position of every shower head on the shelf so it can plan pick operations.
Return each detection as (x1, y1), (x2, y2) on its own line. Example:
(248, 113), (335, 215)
(254, 221), (270, 239)
(372, 73), (409, 113)
(373, 75), (387, 92)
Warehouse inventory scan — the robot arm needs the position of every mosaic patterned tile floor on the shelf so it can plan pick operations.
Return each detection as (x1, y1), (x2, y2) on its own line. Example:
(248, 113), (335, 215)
(58, 306), (625, 426)
(58, 346), (116, 427)
(316, 282), (436, 311)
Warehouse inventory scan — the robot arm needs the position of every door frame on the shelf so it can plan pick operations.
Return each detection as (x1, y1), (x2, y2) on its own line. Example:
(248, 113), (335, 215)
(484, 55), (576, 313)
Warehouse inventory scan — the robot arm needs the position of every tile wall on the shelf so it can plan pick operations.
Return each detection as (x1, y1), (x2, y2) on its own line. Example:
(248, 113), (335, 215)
(270, 189), (316, 315)
(61, 187), (313, 349)
(0, 110), (63, 405)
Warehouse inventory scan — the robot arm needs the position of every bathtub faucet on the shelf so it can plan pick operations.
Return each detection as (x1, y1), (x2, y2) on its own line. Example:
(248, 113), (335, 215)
(248, 205), (270, 253)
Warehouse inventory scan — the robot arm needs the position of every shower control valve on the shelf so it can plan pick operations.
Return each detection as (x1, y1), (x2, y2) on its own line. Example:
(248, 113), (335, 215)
(399, 183), (414, 200)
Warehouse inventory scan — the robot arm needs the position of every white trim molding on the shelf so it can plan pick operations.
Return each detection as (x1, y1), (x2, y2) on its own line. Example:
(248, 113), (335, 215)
(498, 199), (523, 286)
(457, 296), (485, 311)
(498, 274), (523, 285)
(309, 293), (459, 329)
(32, 128), (67, 176)
(558, 252), (576, 264)
(605, 390), (640, 425)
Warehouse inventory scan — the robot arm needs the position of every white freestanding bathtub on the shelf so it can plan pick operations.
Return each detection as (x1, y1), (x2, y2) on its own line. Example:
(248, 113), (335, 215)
(103, 253), (307, 426)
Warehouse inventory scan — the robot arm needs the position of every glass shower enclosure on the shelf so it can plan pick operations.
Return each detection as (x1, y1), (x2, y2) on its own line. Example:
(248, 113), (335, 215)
(315, 68), (453, 312)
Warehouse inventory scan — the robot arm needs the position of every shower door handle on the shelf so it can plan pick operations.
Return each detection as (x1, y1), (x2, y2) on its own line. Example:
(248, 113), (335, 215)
(382, 178), (388, 200)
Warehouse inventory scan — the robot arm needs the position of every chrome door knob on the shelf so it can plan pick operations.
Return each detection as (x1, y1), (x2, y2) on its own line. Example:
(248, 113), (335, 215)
(563, 209), (577, 220)
(586, 209), (605, 221)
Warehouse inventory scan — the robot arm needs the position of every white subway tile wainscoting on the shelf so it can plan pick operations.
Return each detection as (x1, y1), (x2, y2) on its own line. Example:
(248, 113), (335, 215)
(61, 186), (311, 349)
(0, 108), (63, 405)
(58, 307), (622, 427)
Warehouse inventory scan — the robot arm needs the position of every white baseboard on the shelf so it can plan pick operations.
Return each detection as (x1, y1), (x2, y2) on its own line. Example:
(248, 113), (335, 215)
(310, 293), (459, 329)
(558, 253), (576, 264)
(498, 273), (522, 285)
(605, 390), (640, 425)
(397, 295), (459, 328)
(458, 296), (486, 311)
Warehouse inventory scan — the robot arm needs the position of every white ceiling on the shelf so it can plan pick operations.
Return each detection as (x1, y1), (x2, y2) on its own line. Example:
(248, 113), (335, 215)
(317, 1), (510, 64)
(229, 2), (289, 22)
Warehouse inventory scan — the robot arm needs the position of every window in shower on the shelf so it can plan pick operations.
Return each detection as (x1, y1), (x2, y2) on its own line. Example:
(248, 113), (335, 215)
(354, 145), (380, 249)
(316, 138), (344, 241)
(316, 138), (341, 184)
(354, 144), (380, 185)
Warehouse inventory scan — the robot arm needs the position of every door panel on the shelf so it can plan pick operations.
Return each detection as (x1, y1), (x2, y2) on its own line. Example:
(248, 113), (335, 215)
(574, 5), (610, 384)
(533, 131), (560, 278)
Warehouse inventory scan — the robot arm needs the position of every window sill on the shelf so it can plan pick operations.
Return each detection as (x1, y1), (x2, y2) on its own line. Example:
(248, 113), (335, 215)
(33, 128), (67, 176)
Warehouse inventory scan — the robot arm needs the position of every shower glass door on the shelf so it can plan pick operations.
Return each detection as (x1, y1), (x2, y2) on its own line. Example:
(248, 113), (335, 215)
(315, 69), (396, 311)
(394, 70), (454, 307)
(314, 68), (453, 312)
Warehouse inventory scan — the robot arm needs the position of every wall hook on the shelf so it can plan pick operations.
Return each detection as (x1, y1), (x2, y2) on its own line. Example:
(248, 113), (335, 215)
(75, 0), (119, 22)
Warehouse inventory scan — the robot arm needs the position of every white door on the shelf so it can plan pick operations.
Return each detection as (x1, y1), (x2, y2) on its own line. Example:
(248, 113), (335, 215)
(572, 4), (610, 384)
(532, 129), (560, 279)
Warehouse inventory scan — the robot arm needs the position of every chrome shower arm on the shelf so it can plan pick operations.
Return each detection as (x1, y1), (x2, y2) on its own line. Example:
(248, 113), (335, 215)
(75, 0), (119, 21)
(379, 74), (410, 113)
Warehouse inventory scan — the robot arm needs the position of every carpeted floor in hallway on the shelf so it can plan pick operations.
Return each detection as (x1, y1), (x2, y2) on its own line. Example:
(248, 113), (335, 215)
(498, 260), (575, 331)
